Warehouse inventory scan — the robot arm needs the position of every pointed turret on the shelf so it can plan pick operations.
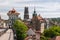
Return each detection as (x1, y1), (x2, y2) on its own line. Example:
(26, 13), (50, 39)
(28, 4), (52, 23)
(33, 8), (37, 17)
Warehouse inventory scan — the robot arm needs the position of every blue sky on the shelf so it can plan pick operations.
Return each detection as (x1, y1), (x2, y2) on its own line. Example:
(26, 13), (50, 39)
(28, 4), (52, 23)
(0, 0), (60, 20)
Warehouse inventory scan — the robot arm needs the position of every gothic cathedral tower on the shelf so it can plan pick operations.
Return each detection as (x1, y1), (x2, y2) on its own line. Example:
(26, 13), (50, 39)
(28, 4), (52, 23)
(24, 7), (29, 21)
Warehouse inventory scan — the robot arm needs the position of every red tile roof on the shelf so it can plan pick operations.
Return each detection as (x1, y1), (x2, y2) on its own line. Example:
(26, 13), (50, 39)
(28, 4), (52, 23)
(7, 8), (20, 15)
(31, 14), (45, 22)
(37, 15), (43, 20)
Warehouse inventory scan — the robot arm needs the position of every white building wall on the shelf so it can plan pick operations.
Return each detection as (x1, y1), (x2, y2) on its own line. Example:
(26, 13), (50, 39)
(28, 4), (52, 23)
(40, 23), (45, 33)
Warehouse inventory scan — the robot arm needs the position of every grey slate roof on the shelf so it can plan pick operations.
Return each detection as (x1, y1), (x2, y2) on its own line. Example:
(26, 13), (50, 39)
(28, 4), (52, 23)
(27, 28), (35, 36)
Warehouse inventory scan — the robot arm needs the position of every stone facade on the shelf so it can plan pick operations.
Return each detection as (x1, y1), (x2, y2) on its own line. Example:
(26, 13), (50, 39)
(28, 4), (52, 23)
(0, 16), (8, 28)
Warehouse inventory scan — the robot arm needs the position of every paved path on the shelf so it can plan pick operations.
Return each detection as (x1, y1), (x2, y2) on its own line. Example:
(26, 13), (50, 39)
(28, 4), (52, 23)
(0, 29), (14, 40)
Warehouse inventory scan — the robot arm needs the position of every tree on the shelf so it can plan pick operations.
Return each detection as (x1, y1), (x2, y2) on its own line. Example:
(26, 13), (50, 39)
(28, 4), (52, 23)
(40, 33), (50, 40)
(40, 34), (48, 40)
(44, 26), (60, 38)
(13, 20), (28, 40)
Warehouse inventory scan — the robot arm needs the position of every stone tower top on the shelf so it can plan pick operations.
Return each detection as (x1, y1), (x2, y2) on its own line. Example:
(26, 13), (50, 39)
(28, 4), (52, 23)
(24, 7), (29, 14)
(24, 7), (29, 20)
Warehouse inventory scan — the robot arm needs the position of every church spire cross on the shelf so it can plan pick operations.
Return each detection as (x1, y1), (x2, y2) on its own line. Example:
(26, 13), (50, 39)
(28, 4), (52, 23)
(34, 7), (36, 14)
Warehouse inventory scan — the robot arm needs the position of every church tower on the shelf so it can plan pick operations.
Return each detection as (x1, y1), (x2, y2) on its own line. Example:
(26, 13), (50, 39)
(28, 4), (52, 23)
(24, 7), (29, 21)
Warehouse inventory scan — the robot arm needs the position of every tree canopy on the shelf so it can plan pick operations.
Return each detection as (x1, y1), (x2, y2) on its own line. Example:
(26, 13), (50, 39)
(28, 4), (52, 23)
(13, 20), (28, 40)
(44, 26), (60, 38)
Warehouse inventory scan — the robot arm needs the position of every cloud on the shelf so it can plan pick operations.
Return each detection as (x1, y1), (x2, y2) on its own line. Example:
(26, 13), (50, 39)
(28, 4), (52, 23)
(14, 0), (34, 2)
(0, 1), (9, 6)
(0, 0), (60, 19)
(41, 12), (60, 18)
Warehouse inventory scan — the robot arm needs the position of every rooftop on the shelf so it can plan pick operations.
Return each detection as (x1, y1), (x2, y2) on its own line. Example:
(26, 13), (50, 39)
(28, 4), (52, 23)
(7, 8), (20, 16)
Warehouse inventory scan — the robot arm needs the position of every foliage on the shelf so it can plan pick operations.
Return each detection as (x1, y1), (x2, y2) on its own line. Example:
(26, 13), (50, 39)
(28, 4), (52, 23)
(40, 33), (50, 40)
(44, 26), (60, 38)
(40, 35), (48, 40)
(13, 20), (28, 40)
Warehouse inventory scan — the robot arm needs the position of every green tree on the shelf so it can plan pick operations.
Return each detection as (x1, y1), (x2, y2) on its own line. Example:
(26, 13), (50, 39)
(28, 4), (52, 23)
(13, 20), (28, 40)
(40, 34), (48, 40)
(44, 26), (60, 38)
(40, 33), (50, 40)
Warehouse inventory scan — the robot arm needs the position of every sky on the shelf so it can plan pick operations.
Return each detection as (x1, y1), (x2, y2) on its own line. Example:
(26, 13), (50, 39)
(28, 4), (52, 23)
(0, 0), (60, 20)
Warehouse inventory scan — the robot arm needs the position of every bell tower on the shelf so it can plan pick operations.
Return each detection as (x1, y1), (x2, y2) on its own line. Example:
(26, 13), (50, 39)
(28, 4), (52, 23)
(24, 7), (29, 21)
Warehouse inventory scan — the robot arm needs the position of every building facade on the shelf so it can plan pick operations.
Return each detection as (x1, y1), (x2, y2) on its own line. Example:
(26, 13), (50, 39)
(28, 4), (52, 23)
(0, 16), (8, 28)
(7, 8), (20, 27)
